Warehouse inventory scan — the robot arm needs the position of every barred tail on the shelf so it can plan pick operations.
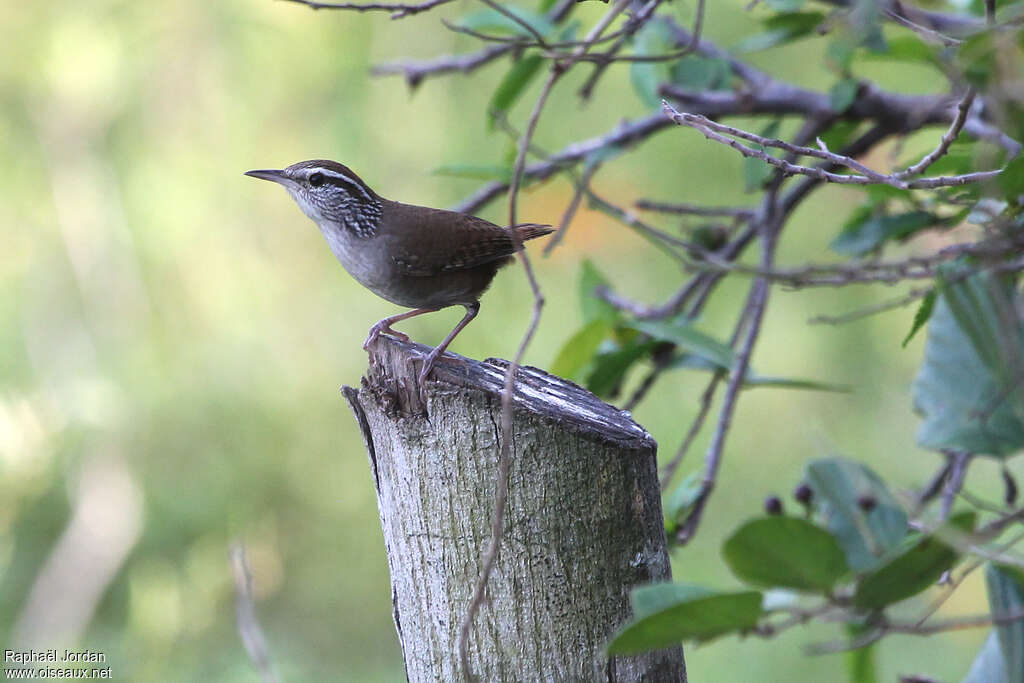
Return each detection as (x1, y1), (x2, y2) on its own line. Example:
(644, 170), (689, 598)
(510, 223), (555, 243)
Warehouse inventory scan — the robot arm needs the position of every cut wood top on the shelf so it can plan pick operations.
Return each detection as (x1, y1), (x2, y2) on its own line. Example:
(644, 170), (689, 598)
(360, 336), (657, 453)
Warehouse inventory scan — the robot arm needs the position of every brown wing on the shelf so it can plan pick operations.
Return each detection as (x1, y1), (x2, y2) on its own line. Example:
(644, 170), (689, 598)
(382, 202), (552, 277)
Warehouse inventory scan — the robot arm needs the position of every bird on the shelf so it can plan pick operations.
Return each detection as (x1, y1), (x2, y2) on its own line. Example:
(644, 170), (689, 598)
(245, 159), (553, 392)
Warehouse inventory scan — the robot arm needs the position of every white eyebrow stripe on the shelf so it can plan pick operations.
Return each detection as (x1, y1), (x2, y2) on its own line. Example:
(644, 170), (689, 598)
(310, 168), (372, 201)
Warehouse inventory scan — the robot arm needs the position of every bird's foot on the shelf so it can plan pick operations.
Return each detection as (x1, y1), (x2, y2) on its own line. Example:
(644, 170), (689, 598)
(416, 348), (442, 404)
(363, 321), (410, 350)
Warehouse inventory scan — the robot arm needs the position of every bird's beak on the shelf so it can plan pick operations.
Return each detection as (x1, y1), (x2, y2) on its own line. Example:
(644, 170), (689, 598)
(244, 169), (289, 184)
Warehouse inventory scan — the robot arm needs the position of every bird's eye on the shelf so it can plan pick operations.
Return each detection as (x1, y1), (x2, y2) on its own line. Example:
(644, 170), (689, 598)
(309, 172), (325, 187)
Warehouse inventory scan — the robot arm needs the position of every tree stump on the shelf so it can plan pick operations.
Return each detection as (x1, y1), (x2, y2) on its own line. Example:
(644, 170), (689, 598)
(343, 336), (685, 682)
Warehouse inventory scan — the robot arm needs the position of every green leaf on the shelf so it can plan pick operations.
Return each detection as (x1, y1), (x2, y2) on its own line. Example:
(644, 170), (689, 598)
(743, 156), (773, 192)
(585, 337), (655, 398)
(805, 458), (908, 572)
(826, 38), (856, 73)
(819, 120), (862, 153)
(999, 156), (1024, 200)
(830, 79), (859, 112)
(830, 210), (937, 256)
(579, 260), (618, 324)
(848, 0), (886, 51)
(959, 32), (999, 88)
(628, 318), (735, 369)
(550, 319), (612, 380)
(724, 516), (850, 592)
(986, 564), (1024, 683)
(853, 511), (975, 610)
(457, 6), (555, 38)
(863, 184), (914, 204)
(912, 270), (1024, 458)
(608, 584), (763, 653)
(432, 164), (512, 182)
(734, 12), (825, 53)
(664, 471), (702, 536)
(902, 290), (936, 348)
(963, 631), (1008, 683)
(488, 55), (544, 129)
(855, 34), (936, 65)
(630, 19), (674, 109)
(670, 55), (731, 91)
(923, 139), (978, 178)
(631, 583), (717, 619)
(878, 35), (936, 63)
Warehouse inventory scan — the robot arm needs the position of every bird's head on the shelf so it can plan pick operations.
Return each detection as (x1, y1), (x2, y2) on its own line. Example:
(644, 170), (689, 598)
(245, 160), (381, 238)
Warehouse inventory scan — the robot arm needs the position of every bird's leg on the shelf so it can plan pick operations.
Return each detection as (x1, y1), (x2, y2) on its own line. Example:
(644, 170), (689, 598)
(363, 308), (439, 350)
(417, 302), (480, 390)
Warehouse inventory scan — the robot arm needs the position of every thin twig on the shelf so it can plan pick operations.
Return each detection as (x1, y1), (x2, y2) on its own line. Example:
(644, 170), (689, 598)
(579, 0), (663, 99)
(688, 239), (1024, 288)
(585, 189), (693, 260)
(623, 365), (664, 412)
(669, 103), (837, 536)
(665, 104), (1005, 190)
(896, 89), (976, 178)
(917, 459), (954, 511)
(595, 275), (705, 320)
(456, 72), (558, 682)
(370, 0), (576, 86)
(676, 267), (774, 541)
(458, 3), (631, 675)
(280, 0), (454, 19)
(659, 370), (723, 489)
(914, 529), (1024, 628)
(635, 199), (756, 218)
(543, 161), (600, 254)
(807, 607), (1024, 655)
(229, 542), (281, 683)
(452, 113), (672, 215)
(940, 450), (972, 520)
(596, 222), (757, 323)
(372, 44), (514, 88)
(882, 7), (961, 46)
(815, 0), (985, 38)
(571, 0), (705, 69)
(808, 286), (934, 325)
(476, 0), (551, 48)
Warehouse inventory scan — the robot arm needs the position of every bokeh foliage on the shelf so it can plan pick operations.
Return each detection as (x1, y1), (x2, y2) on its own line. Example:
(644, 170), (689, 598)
(1, 0), (1019, 681)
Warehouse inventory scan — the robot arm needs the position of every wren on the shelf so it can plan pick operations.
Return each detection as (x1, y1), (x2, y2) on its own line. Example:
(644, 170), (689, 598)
(245, 160), (552, 391)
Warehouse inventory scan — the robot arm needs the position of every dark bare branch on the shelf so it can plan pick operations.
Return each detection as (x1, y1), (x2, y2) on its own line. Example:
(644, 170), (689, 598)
(280, 0), (454, 19)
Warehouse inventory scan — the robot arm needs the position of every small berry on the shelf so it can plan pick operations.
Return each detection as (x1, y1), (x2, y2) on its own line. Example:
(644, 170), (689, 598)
(764, 496), (784, 516)
(794, 483), (813, 506)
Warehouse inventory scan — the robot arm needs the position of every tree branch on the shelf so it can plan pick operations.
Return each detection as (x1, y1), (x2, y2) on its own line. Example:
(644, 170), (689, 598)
(281, 0), (454, 19)
(663, 103), (1005, 190)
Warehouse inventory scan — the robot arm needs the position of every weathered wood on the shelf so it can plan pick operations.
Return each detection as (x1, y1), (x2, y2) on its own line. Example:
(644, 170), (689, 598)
(343, 336), (685, 682)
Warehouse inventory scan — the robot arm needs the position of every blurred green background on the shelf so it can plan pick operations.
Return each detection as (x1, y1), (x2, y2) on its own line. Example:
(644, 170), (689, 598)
(0, 0), (1012, 680)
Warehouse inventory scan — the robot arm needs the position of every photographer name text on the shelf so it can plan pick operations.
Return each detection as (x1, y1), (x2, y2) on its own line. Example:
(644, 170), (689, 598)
(4, 651), (106, 665)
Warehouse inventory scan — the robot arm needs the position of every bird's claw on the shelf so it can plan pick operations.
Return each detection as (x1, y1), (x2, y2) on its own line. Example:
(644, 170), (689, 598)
(363, 322), (410, 350)
(416, 350), (440, 405)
